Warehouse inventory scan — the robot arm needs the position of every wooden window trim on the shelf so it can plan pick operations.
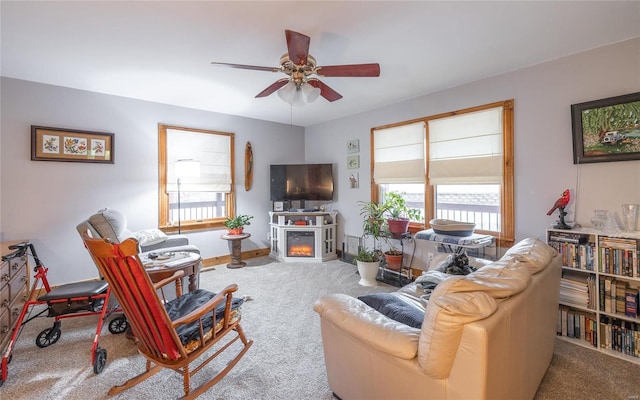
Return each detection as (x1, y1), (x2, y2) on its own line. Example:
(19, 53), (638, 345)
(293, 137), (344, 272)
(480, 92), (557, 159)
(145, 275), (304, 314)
(158, 123), (236, 233)
(370, 100), (514, 247)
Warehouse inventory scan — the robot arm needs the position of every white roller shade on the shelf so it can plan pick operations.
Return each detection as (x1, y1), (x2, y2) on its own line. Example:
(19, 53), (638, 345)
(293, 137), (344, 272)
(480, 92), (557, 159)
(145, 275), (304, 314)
(373, 122), (426, 183)
(428, 107), (503, 184)
(166, 129), (232, 192)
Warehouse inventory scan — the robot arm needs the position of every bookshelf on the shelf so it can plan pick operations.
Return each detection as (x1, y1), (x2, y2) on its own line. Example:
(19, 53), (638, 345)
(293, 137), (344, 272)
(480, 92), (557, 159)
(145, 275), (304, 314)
(547, 228), (640, 364)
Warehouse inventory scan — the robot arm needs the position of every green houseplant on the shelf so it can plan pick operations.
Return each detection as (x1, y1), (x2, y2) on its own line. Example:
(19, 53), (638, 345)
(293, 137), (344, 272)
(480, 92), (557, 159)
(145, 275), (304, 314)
(352, 248), (381, 286)
(357, 200), (404, 271)
(224, 214), (253, 235)
(382, 191), (422, 239)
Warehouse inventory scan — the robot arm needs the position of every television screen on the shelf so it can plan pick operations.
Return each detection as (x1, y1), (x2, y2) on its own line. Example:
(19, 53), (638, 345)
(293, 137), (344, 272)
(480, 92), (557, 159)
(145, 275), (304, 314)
(270, 164), (334, 201)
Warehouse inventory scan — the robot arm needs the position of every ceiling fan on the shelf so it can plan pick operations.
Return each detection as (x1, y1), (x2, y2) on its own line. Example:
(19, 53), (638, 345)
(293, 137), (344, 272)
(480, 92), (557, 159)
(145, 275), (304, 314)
(211, 29), (380, 104)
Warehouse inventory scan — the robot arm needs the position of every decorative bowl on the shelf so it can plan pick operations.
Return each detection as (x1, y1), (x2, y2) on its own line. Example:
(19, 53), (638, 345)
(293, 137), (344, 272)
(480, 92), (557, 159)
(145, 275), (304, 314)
(429, 219), (475, 236)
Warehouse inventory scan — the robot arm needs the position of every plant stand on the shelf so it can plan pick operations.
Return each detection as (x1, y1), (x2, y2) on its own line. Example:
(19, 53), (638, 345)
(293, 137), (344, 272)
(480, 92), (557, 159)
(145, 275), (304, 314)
(377, 232), (415, 287)
(220, 233), (251, 268)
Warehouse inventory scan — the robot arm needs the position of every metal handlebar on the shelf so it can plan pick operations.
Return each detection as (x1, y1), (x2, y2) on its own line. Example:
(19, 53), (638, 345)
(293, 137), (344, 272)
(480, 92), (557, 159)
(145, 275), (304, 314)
(1, 241), (44, 269)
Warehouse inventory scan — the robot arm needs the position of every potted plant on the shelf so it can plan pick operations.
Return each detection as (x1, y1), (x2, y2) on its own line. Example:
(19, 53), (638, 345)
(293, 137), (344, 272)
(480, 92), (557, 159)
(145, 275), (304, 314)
(357, 200), (403, 271)
(382, 191), (422, 238)
(352, 247), (381, 286)
(357, 200), (389, 240)
(224, 214), (253, 235)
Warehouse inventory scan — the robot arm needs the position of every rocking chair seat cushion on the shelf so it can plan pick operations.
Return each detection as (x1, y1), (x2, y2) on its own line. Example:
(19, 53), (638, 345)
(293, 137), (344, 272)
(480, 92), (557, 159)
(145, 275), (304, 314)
(165, 289), (244, 345)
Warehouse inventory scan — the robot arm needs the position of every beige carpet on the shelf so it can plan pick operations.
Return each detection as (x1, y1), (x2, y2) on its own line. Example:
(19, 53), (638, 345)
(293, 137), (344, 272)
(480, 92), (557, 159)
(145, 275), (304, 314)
(1, 256), (638, 399)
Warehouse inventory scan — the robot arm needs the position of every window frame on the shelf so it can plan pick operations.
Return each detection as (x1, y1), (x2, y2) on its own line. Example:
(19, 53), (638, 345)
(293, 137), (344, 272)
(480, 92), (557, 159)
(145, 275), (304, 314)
(158, 124), (236, 233)
(370, 100), (514, 247)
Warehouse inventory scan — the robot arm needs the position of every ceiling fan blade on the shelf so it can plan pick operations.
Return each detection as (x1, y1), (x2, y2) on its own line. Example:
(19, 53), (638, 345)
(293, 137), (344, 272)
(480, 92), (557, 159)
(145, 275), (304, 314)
(316, 63), (381, 77)
(211, 61), (279, 73)
(255, 78), (290, 98)
(285, 29), (310, 66)
(308, 79), (343, 102)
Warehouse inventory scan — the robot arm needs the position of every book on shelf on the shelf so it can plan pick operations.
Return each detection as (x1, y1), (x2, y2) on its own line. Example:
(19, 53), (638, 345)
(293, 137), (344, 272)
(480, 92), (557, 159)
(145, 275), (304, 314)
(625, 287), (639, 318)
(616, 282), (628, 316)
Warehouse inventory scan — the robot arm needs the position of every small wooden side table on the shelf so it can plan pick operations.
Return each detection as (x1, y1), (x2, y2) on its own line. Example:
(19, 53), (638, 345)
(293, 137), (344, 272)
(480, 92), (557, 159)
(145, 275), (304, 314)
(221, 233), (251, 268)
(142, 252), (201, 294)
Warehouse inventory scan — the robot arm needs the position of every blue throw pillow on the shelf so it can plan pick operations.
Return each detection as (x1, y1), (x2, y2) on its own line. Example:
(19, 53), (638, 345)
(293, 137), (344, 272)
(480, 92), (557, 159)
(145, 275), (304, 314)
(358, 293), (425, 328)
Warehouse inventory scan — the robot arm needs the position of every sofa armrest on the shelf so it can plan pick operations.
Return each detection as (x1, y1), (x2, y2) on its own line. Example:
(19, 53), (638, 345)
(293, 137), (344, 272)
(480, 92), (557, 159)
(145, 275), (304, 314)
(313, 293), (420, 359)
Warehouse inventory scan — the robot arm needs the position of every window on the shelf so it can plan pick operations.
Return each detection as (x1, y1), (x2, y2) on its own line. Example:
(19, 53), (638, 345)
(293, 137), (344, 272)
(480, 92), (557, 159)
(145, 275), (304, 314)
(373, 121), (426, 224)
(371, 100), (514, 245)
(158, 124), (235, 232)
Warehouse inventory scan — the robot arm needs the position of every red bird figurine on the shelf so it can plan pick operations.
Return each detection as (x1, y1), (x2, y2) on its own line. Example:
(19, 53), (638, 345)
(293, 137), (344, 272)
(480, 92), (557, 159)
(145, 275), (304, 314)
(547, 189), (571, 215)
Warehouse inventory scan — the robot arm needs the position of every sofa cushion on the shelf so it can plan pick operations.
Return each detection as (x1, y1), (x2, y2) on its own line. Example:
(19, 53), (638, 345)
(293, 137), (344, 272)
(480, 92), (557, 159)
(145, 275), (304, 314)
(358, 292), (425, 328)
(418, 291), (497, 378)
(436, 258), (532, 299)
(503, 237), (557, 274)
(88, 208), (133, 242)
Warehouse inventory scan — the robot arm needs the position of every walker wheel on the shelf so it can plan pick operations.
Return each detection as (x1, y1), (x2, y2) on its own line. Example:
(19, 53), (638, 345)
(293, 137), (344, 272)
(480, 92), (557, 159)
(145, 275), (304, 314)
(108, 316), (128, 334)
(35, 327), (61, 348)
(93, 348), (107, 374)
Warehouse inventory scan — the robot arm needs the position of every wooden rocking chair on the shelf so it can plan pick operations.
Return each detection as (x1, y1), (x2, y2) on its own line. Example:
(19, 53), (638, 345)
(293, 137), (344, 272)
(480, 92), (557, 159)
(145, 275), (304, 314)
(82, 237), (253, 399)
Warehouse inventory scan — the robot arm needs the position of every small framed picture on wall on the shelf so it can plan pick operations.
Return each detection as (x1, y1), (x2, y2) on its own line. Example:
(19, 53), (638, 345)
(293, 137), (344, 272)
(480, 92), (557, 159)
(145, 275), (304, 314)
(347, 139), (359, 153)
(347, 155), (359, 169)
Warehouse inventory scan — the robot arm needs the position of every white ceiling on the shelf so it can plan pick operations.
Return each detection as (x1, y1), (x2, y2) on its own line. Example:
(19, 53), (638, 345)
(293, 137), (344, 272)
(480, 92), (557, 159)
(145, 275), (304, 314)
(2, 1), (639, 127)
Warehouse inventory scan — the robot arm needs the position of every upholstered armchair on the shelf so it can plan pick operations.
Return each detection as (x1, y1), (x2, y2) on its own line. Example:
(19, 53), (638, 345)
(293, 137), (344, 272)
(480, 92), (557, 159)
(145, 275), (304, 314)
(76, 208), (199, 254)
(76, 208), (201, 298)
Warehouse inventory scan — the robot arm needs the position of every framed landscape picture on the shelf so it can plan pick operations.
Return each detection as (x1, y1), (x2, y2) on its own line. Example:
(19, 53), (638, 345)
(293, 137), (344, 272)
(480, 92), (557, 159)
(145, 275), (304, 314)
(571, 92), (640, 164)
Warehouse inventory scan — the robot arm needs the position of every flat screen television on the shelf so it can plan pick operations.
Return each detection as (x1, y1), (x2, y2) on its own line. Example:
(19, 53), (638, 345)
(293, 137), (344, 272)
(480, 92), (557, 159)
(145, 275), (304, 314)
(270, 163), (334, 201)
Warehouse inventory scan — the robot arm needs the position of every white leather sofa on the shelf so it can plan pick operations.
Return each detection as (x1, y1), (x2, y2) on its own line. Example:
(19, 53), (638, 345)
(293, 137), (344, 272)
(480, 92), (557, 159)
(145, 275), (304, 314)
(313, 238), (561, 400)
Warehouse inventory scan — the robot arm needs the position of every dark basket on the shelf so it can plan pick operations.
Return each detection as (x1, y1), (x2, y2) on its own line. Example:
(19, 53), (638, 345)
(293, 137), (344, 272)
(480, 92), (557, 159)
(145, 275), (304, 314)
(47, 298), (104, 317)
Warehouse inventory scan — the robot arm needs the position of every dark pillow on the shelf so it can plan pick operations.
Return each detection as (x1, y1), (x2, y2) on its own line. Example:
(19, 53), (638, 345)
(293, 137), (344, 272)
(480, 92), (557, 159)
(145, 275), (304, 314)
(358, 293), (425, 328)
(165, 289), (244, 344)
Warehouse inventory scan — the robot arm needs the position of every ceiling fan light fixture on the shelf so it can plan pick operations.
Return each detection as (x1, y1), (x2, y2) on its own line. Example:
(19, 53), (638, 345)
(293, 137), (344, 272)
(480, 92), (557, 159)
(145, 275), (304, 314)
(277, 81), (309, 106)
(302, 83), (321, 103)
(277, 81), (297, 104)
(292, 89), (305, 107)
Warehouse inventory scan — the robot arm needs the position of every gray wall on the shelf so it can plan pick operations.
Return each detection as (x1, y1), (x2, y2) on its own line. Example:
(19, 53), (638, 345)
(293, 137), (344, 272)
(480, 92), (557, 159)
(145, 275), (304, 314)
(2, 38), (639, 281)
(306, 38), (640, 267)
(0, 78), (304, 284)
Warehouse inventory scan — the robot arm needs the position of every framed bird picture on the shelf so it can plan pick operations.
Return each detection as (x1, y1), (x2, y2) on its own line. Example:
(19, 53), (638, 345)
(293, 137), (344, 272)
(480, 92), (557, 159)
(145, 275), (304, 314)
(571, 91), (640, 164)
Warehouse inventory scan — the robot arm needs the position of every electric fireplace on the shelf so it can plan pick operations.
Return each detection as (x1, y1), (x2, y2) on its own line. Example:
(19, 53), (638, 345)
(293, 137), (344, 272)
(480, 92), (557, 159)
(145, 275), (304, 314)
(287, 231), (315, 258)
(268, 211), (337, 263)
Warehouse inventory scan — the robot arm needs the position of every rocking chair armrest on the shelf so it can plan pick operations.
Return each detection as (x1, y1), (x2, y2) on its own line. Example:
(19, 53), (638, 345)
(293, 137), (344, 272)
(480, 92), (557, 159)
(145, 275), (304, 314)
(171, 284), (239, 326)
(152, 270), (185, 291)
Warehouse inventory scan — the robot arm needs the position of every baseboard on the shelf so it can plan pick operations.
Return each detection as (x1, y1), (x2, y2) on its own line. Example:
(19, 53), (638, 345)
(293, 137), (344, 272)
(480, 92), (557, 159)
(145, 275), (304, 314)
(202, 247), (271, 270)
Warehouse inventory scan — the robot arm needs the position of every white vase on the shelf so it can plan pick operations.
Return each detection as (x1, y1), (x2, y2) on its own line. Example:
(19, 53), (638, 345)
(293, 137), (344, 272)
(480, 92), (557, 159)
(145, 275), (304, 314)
(622, 204), (638, 232)
(356, 260), (380, 286)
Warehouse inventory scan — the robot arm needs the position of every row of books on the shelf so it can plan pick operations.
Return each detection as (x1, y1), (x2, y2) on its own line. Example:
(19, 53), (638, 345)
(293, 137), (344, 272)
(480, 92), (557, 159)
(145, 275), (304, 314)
(558, 309), (640, 358)
(547, 232), (594, 271)
(598, 277), (639, 318)
(557, 307), (597, 347)
(598, 246), (639, 277)
(599, 316), (640, 358)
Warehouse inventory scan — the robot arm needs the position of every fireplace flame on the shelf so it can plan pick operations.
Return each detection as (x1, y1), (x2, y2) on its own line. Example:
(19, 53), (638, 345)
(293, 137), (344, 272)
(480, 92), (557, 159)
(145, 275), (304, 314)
(289, 245), (313, 257)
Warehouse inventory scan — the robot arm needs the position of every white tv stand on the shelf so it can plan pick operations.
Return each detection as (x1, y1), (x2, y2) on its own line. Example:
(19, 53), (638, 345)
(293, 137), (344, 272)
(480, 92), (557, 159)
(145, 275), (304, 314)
(269, 211), (338, 262)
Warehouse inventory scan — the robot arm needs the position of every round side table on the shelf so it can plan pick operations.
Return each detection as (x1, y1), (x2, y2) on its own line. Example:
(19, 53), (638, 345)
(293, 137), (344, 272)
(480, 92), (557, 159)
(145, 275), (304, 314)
(220, 233), (251, 268)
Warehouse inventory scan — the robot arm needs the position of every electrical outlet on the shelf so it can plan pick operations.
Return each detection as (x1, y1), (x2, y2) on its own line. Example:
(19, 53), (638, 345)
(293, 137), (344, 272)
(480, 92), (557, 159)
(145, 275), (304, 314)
(267, 232), (271, 241)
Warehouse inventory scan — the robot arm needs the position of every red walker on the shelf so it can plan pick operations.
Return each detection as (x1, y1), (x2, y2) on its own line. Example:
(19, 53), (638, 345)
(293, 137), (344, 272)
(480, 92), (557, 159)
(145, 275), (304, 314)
(0, 241), (127, 386)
